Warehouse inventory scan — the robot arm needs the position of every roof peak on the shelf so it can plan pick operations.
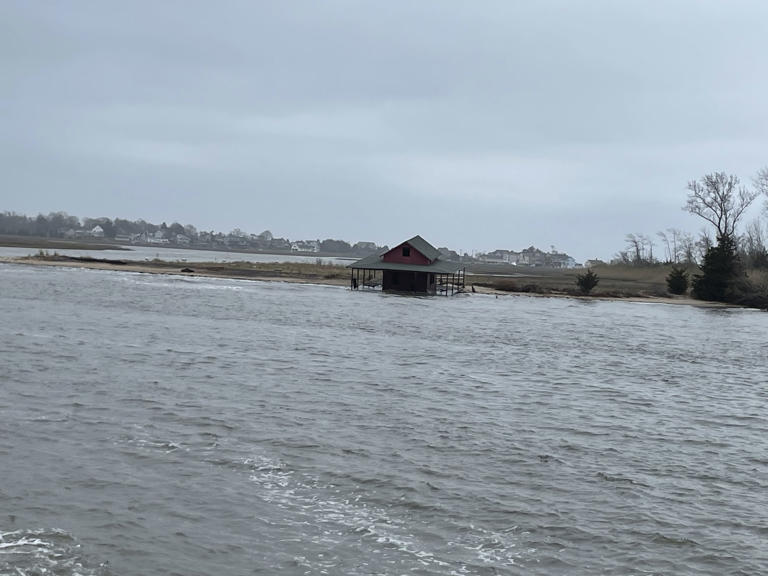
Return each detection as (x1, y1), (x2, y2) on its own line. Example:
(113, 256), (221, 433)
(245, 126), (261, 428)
(400, 235), (440, 261)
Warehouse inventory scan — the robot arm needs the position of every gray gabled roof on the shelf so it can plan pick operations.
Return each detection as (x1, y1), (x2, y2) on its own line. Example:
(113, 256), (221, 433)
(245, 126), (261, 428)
(347, 236), (462, 274)
(347, 249), (387, 270)
(398, 235), (441, 262)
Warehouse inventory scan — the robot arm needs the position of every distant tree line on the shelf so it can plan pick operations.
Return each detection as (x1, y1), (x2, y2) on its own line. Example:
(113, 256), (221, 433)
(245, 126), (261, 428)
(613, 167), (768, 305)
(0, 211), (386, 256)
(0, 211), (191, 239)
(615, 230), (699, 266)
(615, 168), (768, 272)
(0, 211), (80, 237)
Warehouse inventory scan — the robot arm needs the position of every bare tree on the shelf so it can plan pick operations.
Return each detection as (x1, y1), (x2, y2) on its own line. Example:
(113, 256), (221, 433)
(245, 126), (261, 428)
(664, 228), (695, 264)
(666, 228), (686, 263)
(614, 250), (631, 265)
(755, 167), (768, 213)
(743, 219), (765, 248)
(657, 230), (672, 263)
(696, 228), (714, 262)
(755, 167), (768, 195)
(625, 233), (643, 264)
(678, 230), (696, 264)
(641, 234), (655, 264)
(622, 233), (657, 265)
(741, 218), (768, 268)
(685, 172), (758, 239)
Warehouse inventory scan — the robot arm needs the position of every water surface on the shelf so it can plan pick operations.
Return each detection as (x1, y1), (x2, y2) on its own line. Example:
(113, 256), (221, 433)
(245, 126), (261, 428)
(1, 263), (766, 575)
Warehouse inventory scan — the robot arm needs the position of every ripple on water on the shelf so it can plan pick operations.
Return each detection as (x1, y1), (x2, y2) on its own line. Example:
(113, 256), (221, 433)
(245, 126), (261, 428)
(2, 265), (768, 575)
(242, 453), (536, 572)
(0, 529), (109, 575)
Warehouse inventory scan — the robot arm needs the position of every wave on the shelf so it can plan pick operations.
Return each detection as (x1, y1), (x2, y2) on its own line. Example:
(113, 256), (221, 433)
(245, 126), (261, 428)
(0, 528), (107, 576)
(243, 454), (535, 573)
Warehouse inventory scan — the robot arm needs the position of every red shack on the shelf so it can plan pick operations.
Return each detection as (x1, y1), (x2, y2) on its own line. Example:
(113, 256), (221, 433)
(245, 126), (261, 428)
(348, 235), (466, 295)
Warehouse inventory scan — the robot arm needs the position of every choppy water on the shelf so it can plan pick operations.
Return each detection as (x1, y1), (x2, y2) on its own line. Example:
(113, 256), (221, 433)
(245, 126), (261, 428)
(1, 262), (767, 575)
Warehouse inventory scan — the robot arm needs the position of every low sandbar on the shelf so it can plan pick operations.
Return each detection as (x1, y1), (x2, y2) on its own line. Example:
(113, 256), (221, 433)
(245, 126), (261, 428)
(3, 254), (738, 309)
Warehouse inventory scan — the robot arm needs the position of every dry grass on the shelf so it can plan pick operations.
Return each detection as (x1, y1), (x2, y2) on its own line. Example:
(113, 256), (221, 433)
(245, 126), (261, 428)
(203, 260), (350, 279)
(0, 234), (124, 251)
(132, 258), (351, 281)
(469, 264), (699, 298)
(19, 254), (352, 283)
(471, 263), (768, 306)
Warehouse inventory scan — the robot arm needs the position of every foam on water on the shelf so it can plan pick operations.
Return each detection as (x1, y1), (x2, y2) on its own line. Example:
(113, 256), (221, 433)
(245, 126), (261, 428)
(244, 453), (532, 573)
(0, 529), (107, 576)
(112, 426), (532, 573)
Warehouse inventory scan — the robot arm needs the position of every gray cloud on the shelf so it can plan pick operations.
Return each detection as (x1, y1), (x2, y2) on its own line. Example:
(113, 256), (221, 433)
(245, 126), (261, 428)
(2, 1), (767, 260)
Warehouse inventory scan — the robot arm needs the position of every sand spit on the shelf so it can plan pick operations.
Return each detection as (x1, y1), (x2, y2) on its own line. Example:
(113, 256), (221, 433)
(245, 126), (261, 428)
(3, 255), (738, 309)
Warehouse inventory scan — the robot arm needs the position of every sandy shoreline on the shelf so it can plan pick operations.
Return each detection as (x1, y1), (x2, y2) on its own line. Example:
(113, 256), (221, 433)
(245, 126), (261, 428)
(3, 256), (738, 308)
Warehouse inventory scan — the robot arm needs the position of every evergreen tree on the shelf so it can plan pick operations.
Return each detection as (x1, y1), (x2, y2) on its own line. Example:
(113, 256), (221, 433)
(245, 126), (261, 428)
(666, 266), (689, 295)
(691, 235), (742, 302)
(576, 268), (599, 294)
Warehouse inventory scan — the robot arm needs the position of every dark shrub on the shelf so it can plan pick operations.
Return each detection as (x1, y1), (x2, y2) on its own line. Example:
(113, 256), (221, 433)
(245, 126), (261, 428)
(666, 266), (689, 295)
(576, 268), (599, 294)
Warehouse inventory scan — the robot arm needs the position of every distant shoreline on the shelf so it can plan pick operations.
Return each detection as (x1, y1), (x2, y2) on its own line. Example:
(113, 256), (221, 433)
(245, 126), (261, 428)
(3, 255), (738, 309)
(0, 234), (128, 251)
(0, 234), (357, 259)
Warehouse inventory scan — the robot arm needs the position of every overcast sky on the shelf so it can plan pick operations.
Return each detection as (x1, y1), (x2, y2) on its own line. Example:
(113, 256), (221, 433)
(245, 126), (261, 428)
(2, 1), (767, 260)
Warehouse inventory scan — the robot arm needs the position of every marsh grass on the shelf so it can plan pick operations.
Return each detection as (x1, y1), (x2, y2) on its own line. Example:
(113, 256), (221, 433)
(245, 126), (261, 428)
(184, 260), (350, 280)
(19, 253), (349, 280)
(471, 264), (697, 298)
(0, 234), (126, 251)
(471, 263), (768, 305)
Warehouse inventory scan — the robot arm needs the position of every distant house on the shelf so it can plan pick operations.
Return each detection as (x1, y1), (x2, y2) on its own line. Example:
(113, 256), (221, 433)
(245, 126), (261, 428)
(146, 231), (169, 244)
(90, 225), (104, 238)
(226, 235), (248, 249)
(352, 241), (378, 256)
(549, 253), (577, 269)
(438, 247), (460, 261)
(270, 238), (291, 251)
(348, 235), (465, 295)
(481, 249), (510, 264)
(291, 240), (321, 253)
